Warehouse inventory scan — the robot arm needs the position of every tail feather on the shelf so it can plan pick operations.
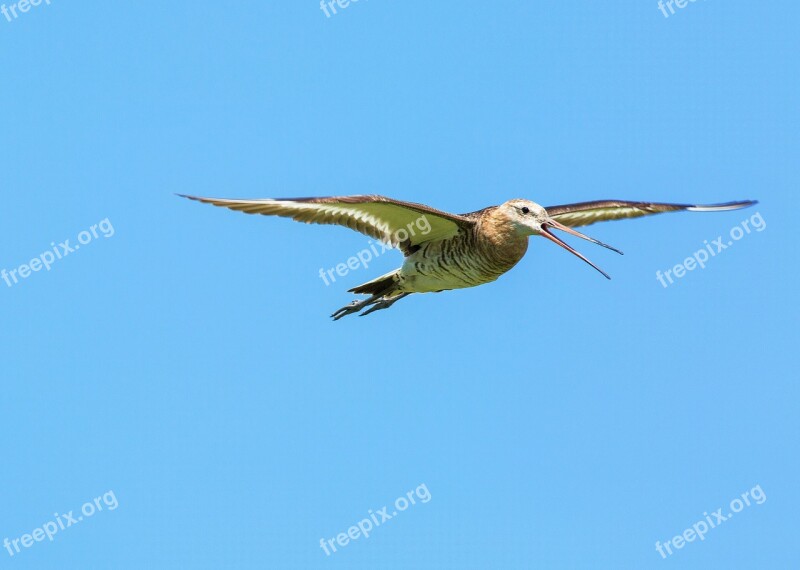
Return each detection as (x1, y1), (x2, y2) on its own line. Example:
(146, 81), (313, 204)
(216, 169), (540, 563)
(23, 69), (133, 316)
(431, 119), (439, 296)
(349, 270), (400, 296)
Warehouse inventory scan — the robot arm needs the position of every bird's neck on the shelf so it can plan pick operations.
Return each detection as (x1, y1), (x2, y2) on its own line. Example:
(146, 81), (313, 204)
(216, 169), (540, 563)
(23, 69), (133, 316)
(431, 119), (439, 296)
(477, 209), (529, 265)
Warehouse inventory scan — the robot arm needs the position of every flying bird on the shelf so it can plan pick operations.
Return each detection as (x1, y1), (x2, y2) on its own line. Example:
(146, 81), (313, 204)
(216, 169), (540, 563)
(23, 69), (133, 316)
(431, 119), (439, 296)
(180, 194), (756, 319)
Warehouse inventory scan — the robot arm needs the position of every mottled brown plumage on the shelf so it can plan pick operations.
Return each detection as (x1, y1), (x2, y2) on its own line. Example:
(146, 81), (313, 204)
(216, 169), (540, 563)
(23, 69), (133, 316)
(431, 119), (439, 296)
(179, 194), (757, 319)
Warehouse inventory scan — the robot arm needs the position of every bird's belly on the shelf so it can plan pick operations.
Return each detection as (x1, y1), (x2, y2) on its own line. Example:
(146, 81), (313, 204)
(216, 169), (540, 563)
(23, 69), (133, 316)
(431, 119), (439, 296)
(398, 248), (506, 293)
(403, 274), (498, 293)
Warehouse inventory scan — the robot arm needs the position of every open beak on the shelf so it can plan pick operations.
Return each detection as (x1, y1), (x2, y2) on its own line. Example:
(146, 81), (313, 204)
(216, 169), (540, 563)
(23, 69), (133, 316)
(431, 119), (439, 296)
(539, 219), (623, 280)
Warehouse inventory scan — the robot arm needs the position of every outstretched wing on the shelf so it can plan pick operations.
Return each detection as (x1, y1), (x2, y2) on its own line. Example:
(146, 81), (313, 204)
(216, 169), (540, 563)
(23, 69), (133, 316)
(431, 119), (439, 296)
(545, 199), (757, 228)
(179, 194), (475, 253)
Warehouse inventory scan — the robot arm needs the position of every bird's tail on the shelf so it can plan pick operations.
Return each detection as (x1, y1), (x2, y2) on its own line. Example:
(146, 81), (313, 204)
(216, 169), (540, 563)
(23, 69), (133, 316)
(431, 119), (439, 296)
(349, 269), (401, 296)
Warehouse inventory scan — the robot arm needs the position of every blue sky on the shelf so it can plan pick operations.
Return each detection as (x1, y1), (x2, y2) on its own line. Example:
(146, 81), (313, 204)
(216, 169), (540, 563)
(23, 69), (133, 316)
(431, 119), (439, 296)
(1, 1), (798, 568)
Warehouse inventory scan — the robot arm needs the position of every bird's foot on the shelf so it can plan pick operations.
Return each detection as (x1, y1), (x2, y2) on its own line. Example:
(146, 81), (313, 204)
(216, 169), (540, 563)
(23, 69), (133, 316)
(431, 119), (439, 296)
(358, 293), (409, 317)
(331, 298), (372, 320)
(331, 293), (410, 320)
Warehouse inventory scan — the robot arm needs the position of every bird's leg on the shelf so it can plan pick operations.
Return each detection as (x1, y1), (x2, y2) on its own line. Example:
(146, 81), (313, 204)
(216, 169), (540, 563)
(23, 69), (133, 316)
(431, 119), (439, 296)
(359, 293), (410, 317)
(331, 294), (381, 320)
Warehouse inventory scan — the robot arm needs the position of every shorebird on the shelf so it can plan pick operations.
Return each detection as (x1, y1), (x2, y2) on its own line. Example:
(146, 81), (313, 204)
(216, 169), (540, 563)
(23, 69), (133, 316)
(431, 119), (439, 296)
(180, 194), (756, 319)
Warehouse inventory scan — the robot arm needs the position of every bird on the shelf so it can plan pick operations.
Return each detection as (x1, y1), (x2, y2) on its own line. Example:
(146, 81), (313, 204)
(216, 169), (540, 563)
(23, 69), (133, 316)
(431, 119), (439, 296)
(179, 194), (757, 319)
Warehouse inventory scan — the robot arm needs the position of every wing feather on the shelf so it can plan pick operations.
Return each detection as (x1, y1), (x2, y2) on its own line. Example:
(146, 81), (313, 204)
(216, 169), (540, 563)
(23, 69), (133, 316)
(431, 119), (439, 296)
(179, 194), (475, 253)
(546, 199), (757, 228)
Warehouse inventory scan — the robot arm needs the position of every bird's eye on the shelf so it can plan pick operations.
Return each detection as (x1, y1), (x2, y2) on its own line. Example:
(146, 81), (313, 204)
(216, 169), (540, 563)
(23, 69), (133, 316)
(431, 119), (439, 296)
(521, 207), (530, 214)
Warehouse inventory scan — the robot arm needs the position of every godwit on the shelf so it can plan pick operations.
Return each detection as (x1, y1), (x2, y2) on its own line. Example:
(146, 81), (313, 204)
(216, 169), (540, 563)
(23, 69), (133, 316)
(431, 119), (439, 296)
(180, 195), (756, 319)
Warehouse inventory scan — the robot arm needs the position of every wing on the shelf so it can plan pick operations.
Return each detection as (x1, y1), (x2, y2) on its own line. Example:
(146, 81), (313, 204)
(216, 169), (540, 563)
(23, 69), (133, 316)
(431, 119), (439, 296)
(179, 194), (475, 253)
(545, 199), (757, 228)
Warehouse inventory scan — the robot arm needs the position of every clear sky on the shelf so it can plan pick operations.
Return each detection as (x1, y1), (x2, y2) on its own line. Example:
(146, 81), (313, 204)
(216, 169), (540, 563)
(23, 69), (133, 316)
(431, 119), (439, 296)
(1, 1), (798, 568)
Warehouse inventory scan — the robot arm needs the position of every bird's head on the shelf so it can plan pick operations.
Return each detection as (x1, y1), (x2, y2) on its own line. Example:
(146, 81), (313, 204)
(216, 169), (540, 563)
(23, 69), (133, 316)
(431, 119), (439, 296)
(497, 199), (623, 279)
(498, 199), (550, 236)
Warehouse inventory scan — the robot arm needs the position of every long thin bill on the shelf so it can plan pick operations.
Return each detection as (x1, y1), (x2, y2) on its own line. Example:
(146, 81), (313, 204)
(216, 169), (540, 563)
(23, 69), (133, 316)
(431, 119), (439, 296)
(539, 228), (611, 279)
(545, 219), (623, 255)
